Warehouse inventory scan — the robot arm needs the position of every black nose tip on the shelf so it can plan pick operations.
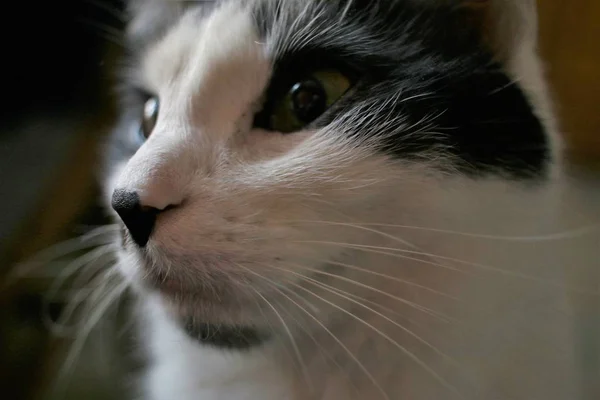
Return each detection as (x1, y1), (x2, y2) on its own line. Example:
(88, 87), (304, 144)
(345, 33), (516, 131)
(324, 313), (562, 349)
(111, 189), (158, 247)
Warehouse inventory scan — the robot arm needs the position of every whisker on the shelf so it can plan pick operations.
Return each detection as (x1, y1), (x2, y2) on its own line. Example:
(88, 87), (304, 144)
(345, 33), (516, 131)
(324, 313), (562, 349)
(40, 244), (115, 301)
(239, 271), (313, 393)
(294, 240), (468, 275)
(294, 240), (599, 294)
(46, 260), (119, 336)
(269, 296), (361, 396)
(283, 277), (464, 399)
(84, 0), (127, 22)
(381, 246), (599, 295)
(298, 258), (460, 301)
(41, 245), (116, 329)
(234, 266), (390, 400)
(290, 220), (419, 250)
(285, 219), (598, 242)
(6, 225), (118, 284)
(275, 261), (456, 322)
(8, 238), (113, 284)
(75, 17), (126, 47)
(249, 291), (299, 366)
(273, 260), (457, 322)
(276, 265), (461, 368)
(319, 282), (441, 331)
(79, 224), (120, 239)
(52, 278), (128, 396)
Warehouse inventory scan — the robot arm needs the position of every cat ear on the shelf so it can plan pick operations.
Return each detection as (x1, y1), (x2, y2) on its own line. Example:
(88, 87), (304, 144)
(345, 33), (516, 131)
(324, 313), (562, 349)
(443, 0), (559, 162)
(445, 0), (540, 64)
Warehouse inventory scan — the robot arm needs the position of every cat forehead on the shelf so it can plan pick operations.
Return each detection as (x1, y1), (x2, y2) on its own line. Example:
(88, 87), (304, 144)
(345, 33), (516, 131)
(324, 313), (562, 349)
(135, 0), (418, 91)
(131, 0), (395, 66)
(135, 0), (359, 98)
(141, 3), (265, 93)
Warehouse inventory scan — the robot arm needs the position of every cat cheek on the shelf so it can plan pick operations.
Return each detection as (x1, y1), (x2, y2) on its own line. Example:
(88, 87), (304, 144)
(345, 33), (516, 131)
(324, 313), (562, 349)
(236, 129), (314, 160)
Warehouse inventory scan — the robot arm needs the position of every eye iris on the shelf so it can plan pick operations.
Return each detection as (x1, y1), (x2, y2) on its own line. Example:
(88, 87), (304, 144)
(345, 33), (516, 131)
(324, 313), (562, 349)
(141, 97), (159, 138)
(258, 69), (352, 133)
(290, 79), (326, 124)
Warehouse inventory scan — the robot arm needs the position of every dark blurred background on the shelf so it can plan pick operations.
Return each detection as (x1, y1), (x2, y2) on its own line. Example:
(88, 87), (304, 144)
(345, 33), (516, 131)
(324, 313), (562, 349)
(0, 1), (123, 399)
(0, 1), (598, 399)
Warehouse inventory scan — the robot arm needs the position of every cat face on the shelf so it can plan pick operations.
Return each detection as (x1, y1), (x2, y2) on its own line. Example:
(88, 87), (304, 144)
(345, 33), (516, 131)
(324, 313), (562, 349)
(105, 0), (557, 338)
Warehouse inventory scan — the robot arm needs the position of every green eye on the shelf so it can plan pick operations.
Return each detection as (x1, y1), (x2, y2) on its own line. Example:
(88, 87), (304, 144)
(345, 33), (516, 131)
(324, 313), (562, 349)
(269, 70), (351, 133)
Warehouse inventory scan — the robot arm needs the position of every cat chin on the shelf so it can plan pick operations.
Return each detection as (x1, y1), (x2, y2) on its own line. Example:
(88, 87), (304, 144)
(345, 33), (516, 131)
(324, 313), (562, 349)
(160, 295), (260, 324)
(116, 248), (264, 325)
(130, 268), (251, 318)
(135, 287), (276, 337)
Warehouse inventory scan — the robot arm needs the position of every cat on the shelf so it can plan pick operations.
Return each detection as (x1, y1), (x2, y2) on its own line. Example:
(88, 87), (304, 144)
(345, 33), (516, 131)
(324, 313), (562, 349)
(100, 0), (596, 399)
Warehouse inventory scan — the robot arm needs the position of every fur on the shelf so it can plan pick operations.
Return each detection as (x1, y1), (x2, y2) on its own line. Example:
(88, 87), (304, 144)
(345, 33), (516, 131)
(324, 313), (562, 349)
(101, 1), (594, 399)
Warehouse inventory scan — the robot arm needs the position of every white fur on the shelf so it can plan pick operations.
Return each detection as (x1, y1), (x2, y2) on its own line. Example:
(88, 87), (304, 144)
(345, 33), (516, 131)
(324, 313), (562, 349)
(141, 296), (297, 400)
(105, 2), (597, 400)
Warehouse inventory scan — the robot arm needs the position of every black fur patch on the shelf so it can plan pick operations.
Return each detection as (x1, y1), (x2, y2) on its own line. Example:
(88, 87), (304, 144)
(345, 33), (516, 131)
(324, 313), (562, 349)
(253, 0), (550, 179)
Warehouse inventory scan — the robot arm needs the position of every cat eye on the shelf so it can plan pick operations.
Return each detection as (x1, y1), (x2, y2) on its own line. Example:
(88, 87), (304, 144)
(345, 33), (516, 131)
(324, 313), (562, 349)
(140, 97), (159, 139)
(266, 70), (352, 133)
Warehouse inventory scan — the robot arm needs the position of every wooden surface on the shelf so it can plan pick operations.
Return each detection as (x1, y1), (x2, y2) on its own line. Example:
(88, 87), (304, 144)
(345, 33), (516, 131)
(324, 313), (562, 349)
(538, 0), (600, 165)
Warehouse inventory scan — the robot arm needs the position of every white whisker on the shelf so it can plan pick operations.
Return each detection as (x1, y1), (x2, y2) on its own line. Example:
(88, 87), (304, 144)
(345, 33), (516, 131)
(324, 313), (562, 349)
(46, 260), (119, 336)
(236, 266), (390, 400)
(249, 290), (305, 369)
(42, 244), (117, 331)
(298, 258), (460, 301)
(275, 261), (456, 322)
(53, 278), (128, 397)
(237, 265), (313, 393)
(287, 220), (419, 250)
(283, 277), (464, 399)
(276, 264), (461, 368)
(75, 17), (126, 47)
(84, 0), (126, 22)
(286, 219), (598, 242)
(294, 240), (599, 294)
(6, 225), (118, 285)
(269, 296), (361, 396)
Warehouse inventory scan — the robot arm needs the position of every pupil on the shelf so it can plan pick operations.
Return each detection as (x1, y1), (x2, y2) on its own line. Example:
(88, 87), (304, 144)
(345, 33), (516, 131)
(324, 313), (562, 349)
(291, 79), (326, 124)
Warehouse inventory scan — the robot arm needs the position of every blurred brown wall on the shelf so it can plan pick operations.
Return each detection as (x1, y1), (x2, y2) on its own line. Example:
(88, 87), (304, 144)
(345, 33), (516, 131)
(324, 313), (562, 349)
(538, 0), (600, 165)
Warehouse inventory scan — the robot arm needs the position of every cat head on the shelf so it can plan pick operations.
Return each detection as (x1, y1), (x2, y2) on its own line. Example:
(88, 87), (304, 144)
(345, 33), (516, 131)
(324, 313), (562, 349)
(104, 0), (560, 336)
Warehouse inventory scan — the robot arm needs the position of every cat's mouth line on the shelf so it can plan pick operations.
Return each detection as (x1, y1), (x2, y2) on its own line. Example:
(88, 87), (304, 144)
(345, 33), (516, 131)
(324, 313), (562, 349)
(135, 256), (255, 302)
(180, 320), (268, 350)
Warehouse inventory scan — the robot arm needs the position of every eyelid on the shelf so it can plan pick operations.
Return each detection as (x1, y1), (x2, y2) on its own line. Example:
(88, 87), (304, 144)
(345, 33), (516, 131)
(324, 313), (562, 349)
(134, 87), (156, 103)
(122, 82), (156, 105)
